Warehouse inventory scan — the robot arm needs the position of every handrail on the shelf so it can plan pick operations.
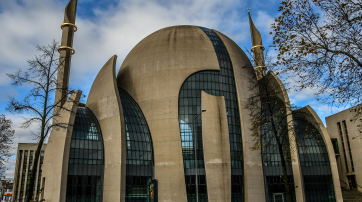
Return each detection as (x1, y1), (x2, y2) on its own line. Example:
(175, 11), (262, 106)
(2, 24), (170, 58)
(340, 179), (349, 188)
(341, 179), (362, 189)
(340, 179), (348, 185)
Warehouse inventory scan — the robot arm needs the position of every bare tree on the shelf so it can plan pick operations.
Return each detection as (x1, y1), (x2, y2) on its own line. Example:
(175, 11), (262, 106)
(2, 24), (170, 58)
(6, 41), (79, 202)
(271, 0), (362, 128)
(0, 114), (14, 175)
(246, 68), (300, 202)
(350, 104), (362, 139)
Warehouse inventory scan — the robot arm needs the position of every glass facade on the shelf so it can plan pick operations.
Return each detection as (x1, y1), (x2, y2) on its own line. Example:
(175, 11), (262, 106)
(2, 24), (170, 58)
(118, 88), (154, 202)
(261, 97), (295, 202)
(178, 27), (244, 202)
(294, 118), (336, 202)
(331, 139), (339, 155)
(66, 107), (104, 202)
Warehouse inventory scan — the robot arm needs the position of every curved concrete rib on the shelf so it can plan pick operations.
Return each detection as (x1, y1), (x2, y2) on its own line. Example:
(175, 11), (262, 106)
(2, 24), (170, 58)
(43, 90), (82, 202)
(201, 91), (231, 202)
(263, 71), (305, 202)
(293, 106), (343, 202)
(215, 30), (266, 202)
(86, 55), (127, 202)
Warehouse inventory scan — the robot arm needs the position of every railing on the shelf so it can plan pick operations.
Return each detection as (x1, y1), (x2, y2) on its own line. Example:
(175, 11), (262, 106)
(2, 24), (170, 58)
(12, 199), (41, 202)
(340, 179), (362, 190)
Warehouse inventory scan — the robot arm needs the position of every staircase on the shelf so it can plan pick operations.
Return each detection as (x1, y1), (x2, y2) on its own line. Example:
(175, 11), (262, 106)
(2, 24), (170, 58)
(342, 187), (362, 202)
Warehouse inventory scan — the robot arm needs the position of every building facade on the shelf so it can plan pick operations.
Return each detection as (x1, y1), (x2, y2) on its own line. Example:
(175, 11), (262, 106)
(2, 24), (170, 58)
(326, 106), (362, 192)
(39, 0), (343, 201)
(12, 143), (46, 202)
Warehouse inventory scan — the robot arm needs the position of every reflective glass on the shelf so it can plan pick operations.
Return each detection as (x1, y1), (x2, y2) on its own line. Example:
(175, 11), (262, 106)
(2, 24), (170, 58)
(331, 139), (339, 155)
(66, 107), (104, 202)
(261, 97), (296, 202)
(118, 88), (154, 202)
(294, 118), (336, 202)
(178, 27), (244, 202)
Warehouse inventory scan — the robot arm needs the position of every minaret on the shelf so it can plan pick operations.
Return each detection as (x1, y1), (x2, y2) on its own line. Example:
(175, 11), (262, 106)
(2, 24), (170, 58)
(54, 0), (78, 115)
(248, 9), (266, 80)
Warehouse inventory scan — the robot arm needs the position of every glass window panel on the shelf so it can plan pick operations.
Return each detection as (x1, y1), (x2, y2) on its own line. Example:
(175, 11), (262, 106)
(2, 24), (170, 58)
(261, 97), (296, 202)
(178, 27), (244, 202)
(294, 118), (336, 202)
(66, 107), (104, 202)
(118, 88), (154, 202)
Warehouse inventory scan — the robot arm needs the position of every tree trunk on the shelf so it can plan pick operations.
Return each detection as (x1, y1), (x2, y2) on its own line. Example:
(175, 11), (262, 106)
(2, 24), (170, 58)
(278, 140), (293, 202)
(25, 137), (44, 202)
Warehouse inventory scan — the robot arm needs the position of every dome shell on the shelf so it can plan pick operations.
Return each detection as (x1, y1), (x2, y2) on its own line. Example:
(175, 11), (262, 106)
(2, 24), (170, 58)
(116, 25), (255, 201)
(117, 25), (254, 101)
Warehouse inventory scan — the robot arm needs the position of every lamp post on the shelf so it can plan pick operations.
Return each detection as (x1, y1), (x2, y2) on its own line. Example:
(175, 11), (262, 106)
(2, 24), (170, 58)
(193, 109), (206, 202)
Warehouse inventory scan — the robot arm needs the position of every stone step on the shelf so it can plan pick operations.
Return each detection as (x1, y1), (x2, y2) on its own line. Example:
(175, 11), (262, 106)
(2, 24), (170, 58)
(342, 187), (362, 202)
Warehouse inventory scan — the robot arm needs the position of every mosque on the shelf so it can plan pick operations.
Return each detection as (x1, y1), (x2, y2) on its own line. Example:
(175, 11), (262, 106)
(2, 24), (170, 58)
(38, 0), (343, 201)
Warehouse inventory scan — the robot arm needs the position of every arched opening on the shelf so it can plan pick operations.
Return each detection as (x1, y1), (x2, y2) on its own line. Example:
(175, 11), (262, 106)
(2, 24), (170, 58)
(66, 107), (104, 202)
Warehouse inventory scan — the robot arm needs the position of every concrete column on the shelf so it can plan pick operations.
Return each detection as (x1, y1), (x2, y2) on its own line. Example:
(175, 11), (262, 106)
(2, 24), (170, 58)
(86, 55), (127, 202)
(12, 149), (24, 201)
(201, 91), (231, 202)
(215, 30), (266, 202)
(42, 90), (82, 202)
(54, 0), (77, 115)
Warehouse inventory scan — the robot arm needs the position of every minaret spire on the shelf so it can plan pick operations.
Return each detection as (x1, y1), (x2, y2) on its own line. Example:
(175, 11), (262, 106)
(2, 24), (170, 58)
(54, 0), (78, 115)
(248, 9), (266, 80)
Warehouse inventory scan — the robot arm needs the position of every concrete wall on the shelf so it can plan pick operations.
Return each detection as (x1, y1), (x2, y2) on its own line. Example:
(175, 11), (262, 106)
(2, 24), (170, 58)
(86, 55), (127, 202)
(12, 144), (47, 202)
(42, 91), (81, 202)
(326, 113), (350, 189)
(201, 91), (231, 202)
(326, 108), (362, 192)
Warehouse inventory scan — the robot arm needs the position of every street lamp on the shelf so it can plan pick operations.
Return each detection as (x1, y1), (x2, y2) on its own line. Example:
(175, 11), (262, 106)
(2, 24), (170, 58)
(193, 109), (206, 202)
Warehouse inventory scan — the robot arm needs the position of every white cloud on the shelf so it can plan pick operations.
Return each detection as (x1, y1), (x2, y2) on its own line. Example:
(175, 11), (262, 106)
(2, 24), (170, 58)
(285, 77), (344, 125)
(253, 11), (275, 43)
(0, 0), (341, 179)
(4, 157), (17, 179)
(0, 87), (18, 101)
(289, 86), (316, 103)
(0, 0), (251, 179)
(0, 0), (253, 95)
(0, 0), (63, 69)
(68, 0), (249, 85)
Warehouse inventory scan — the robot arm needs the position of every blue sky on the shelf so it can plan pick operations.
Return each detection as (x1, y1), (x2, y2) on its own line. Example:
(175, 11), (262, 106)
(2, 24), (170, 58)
(0, 0), (343, 178)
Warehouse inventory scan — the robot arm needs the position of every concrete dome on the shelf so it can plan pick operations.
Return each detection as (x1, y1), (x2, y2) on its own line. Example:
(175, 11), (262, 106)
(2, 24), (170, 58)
(117, 25), (255, 101)
(115, 25), (257, 202)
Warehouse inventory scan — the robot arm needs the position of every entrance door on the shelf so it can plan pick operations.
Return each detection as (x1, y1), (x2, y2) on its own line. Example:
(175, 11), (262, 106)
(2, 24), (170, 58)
(348, 175), (357, 189)
(273, 193), (284, 202)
